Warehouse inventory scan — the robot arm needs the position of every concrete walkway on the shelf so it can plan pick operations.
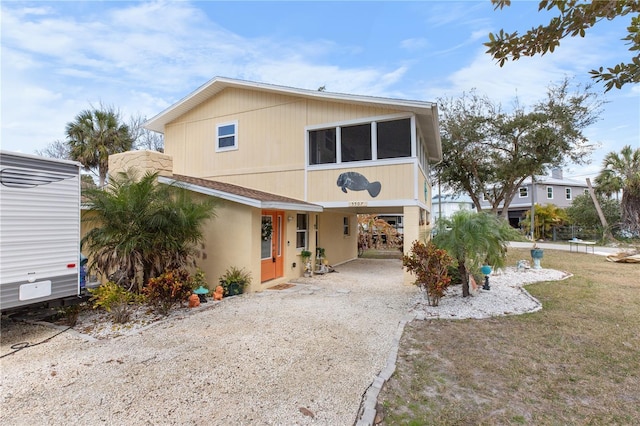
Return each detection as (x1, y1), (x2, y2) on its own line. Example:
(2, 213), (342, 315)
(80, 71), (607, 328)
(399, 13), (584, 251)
(508, 241), (621, 256)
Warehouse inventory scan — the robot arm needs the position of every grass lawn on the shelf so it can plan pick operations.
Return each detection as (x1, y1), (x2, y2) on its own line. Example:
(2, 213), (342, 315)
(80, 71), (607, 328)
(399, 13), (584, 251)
(378, 247), (640, 425)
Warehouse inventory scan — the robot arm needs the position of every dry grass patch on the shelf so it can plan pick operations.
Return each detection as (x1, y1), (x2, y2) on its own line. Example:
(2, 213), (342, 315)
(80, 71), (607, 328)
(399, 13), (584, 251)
(378, 248), (640, 425)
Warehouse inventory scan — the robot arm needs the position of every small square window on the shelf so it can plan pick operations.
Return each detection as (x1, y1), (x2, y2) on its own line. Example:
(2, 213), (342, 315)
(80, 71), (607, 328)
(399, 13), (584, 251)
(216, 121), (238, 152)
(519, 187), (528, 198)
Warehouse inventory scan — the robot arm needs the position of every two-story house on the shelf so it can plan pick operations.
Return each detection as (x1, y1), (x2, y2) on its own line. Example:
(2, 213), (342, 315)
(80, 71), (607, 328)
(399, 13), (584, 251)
(480, 169), (588, 227)
(109, 77), (442, 291)
(432, 193), (476, 221)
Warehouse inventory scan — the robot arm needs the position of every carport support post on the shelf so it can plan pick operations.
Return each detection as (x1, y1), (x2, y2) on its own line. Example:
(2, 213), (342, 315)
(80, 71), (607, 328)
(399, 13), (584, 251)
(402, 205), (423, 285)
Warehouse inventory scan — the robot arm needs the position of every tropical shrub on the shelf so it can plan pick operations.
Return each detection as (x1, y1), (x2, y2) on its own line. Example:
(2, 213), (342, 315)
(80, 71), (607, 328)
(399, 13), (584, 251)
(192, 268), (209, 290)
(403, 240), (453, 306)
(144, 269), (195, 315)
(434, 211), (519, 297)
(82, 169), (217, 292)
(219, 267), (252, 296)
(566, 193), (621, 239)
(520, 203), (568, 240)
(89, 281), (140, 323)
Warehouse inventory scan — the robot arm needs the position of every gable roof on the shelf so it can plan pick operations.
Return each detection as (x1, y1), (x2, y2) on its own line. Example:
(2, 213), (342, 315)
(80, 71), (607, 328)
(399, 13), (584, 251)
(158, 174), (323, 212)
(144, 76), (442, 162)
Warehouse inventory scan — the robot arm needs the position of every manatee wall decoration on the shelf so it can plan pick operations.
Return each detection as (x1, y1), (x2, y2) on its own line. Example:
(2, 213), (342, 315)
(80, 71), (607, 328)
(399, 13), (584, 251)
(336, 171), (381, 198)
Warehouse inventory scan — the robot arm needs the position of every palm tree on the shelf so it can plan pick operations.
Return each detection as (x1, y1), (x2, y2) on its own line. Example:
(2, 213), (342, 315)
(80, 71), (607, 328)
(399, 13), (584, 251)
(596, 145), (640, 236)
(82, 170), (217, 291)
(433, 211), (520, 297)
(521, 203), (568, 240)
(66, 107), (134, 187)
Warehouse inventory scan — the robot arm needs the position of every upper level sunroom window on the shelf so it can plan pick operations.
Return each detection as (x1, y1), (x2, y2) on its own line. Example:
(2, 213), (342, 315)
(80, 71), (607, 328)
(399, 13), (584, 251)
(216, 121), (238, 152)
(308, 117), (413, 166)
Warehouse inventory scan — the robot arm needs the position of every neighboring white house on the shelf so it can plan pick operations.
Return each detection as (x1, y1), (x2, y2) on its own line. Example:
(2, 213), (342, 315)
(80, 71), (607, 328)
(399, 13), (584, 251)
(432, 193), (476, 222)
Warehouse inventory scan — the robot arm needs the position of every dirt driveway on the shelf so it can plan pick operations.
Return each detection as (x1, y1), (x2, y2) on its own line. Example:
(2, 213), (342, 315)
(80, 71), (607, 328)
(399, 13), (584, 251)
(1, 258), (415, 425)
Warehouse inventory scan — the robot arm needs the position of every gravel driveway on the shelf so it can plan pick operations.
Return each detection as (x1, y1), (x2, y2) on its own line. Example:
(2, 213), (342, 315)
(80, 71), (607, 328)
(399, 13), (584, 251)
(1, 258), (415, 425)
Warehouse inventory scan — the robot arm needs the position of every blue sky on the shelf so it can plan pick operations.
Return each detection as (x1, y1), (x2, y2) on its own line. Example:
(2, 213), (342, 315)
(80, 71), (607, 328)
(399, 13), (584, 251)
(2, 1), (638, 180)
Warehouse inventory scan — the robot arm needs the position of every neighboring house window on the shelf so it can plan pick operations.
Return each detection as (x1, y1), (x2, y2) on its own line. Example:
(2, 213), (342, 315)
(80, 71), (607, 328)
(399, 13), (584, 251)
(519, 187), (528, 198)
(216, 121), (238, 152)
(547, 187), (553, 199)
(584, 189), (589, 195)
(307, 116), (412, 166)
(343, 216), (350, 236)
(296, 213), (308, 249)
(482, 193), (488, 202)
(565, 188), (572, 200)
(309, 128), (337, 165)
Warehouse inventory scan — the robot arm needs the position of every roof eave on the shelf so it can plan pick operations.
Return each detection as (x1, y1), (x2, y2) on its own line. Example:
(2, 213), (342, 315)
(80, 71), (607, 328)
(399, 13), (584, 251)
(144, 76), (437, 134)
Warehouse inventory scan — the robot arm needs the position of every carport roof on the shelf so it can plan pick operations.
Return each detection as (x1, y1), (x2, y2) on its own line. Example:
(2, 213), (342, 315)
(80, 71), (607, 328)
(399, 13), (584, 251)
(159, 174), (323, 212)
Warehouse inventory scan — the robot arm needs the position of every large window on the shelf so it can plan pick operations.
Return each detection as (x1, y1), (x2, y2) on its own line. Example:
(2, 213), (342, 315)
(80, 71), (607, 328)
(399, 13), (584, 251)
(216, 121), (238, 152)
(377, 118), (411, 159)
(309, 128), (336, 165)
(296, 214), (308, 249)
(308, 117), (412, 166)
(341, 124), (371, 162)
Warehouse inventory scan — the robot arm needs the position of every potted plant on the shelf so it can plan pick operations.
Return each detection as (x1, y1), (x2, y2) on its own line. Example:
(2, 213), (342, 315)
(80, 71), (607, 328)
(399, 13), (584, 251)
(219, 266), (252, 296)
(300, 250), (312, 277)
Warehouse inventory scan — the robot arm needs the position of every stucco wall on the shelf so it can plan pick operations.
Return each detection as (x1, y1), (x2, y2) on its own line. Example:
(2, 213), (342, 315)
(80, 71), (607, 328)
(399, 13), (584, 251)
(108, 150), (173, 178)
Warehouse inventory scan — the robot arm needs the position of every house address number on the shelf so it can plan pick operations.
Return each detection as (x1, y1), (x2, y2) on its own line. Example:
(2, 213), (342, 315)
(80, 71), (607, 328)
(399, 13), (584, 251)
(348, 201), (368, 207)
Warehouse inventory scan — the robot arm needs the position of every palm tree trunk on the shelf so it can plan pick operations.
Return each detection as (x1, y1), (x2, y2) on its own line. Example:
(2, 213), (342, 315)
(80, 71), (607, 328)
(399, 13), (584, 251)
(459, 262), (470, 297)
(621, 191), (640, 235)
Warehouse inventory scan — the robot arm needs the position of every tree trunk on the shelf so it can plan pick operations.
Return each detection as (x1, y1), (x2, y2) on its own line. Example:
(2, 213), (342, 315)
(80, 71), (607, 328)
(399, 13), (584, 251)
(459, 262), (470, 297)
(621, 190), (640, 235)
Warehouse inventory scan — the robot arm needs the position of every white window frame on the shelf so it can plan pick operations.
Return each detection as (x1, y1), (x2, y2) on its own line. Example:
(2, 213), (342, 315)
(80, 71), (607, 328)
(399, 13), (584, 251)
(343, 216), (350, 236)
(306, 113), (414, 167)
(296, 213), (308, 250)
(565, 187), (572, 200)
(519, 187), (529, 198)
(547, 186), (553, 199)
(216, 121), (238, 152)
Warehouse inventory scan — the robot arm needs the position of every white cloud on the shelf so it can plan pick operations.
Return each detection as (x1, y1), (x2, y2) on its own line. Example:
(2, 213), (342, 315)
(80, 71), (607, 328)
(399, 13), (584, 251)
(400, 38), (429, 51)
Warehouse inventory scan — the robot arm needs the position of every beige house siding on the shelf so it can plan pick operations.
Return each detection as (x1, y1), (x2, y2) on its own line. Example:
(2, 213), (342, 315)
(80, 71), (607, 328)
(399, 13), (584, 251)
(308, 163), (415, 202)
(317, 211), (358, 266)
(123, 77), (444, 290)
(163, 87), (414, 200)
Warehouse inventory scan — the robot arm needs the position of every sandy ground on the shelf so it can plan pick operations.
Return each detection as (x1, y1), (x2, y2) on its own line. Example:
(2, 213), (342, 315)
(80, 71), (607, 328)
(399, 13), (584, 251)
(1, 259), (415, 426)
(0, 258), (569, 425)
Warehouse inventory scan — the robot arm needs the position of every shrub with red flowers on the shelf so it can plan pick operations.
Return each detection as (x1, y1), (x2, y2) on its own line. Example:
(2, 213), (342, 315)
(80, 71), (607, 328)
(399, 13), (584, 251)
(402, 240), (453, 306)
(143, 269), (195, 315)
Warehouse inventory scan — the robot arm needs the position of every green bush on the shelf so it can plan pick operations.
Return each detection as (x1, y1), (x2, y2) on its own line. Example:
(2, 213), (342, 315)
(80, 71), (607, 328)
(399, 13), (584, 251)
(89, 281), (140, 323)
(144, 269), (195, 315)
(403, 240), (453, 306)
(219, 267), (252, 296)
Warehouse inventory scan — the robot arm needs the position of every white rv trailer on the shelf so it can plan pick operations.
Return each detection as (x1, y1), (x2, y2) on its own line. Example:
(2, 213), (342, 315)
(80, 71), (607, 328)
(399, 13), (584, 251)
(0, 151), (82, 310)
